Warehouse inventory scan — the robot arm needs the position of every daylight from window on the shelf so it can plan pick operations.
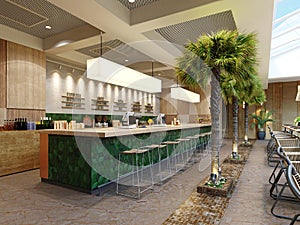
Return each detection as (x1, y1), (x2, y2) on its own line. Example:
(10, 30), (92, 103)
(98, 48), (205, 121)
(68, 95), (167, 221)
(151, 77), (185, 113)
(269, 0), (300, 80)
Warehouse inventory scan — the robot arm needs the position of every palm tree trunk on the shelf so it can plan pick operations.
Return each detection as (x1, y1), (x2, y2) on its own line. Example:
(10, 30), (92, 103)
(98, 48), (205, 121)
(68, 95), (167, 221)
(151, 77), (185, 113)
(210, 67), (222, 183)
(244, 102), (249, 143)
(232, 96), (239, 159)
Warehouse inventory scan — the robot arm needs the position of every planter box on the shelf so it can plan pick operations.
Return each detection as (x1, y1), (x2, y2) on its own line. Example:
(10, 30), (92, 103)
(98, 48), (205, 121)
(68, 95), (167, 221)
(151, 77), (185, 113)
(197, 177), (234, 197)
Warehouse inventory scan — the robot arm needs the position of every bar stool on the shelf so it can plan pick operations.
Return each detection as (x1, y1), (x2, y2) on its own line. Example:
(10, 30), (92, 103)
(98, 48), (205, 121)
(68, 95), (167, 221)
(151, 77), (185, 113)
(204, 132), (212, 154)
(186, 135), (200, 163)
(116, 148), (154, 199)
(161, 140), (181, 173)
(176, 138), (191, 167)
(142, 144), (171, 184)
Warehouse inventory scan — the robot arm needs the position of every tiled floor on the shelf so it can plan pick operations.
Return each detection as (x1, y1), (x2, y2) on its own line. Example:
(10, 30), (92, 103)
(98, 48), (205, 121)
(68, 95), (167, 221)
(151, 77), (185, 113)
(0, 141), (230, 225)
(0, 139), (299, 225)
(221, 140), (300, 225)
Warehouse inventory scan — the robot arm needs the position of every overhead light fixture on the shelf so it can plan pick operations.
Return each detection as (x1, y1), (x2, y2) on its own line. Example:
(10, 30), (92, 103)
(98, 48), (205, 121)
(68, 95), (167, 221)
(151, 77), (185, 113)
(296, 85), (300, 101)
(87, 57), (162, 93)
(128, 0), (135, 3)
(170, 85), (200, 103)
(58, 65), (62, 70)
(45, 25), (52, 30)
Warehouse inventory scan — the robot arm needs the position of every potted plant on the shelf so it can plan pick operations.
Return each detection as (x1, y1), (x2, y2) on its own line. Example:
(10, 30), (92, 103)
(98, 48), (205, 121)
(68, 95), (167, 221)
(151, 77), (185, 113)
(251, 108), (274, 140)
(294, 116), (300, 126)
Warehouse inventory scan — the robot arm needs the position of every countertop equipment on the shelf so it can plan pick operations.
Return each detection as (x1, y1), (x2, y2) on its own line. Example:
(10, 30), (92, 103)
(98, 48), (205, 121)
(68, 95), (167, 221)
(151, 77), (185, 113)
(120, 112), (137, 129)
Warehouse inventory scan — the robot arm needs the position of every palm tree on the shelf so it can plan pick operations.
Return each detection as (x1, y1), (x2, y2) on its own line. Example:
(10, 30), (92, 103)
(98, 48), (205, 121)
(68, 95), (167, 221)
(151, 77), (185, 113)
(241, 74), (266, 145)
(176, 30), (259, 184)
(221, 73), (249, 159)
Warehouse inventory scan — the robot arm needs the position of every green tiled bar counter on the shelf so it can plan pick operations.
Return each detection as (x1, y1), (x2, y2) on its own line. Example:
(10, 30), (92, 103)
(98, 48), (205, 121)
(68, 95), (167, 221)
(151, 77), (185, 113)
(39, 123), (211, 193)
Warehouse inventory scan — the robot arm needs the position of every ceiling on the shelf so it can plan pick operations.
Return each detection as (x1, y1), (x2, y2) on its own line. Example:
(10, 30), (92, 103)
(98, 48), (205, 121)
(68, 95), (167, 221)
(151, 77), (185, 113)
(0, 0), (275, 88)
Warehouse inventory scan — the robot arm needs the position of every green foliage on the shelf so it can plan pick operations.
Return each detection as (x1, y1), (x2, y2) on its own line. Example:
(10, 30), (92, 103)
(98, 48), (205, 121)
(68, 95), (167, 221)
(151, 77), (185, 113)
(251, 108), (274, 130)
(294, 116), (300, 125)
(175, 29), (265, 106)
(205, 177), (227, 188)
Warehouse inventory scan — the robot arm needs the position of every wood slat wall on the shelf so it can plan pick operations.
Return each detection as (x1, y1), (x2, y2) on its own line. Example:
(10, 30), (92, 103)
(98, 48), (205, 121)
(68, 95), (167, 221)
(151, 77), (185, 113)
(0, 130), (40, 176)
(6, 109), (46, 122)
(0, 39), (7, 108)
(6, 41), (46, 110)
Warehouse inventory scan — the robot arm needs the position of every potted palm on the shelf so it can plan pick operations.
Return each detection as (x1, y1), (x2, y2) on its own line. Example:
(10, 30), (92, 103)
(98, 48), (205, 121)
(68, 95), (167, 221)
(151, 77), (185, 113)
(251, 108), (274, 140)
(294, 116), (300, 126)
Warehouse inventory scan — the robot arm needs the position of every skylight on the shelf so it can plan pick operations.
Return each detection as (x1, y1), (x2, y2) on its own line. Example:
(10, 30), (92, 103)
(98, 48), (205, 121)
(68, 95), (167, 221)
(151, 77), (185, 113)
(268, 0), (300, 80)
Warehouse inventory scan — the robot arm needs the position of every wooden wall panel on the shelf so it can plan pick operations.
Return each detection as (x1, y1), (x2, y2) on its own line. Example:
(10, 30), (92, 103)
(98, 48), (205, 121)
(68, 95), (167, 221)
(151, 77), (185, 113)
(6, 108), (45, 122)
(6, 41), (46, 110)
(0, 39), (7, 108)
(282, 82), (297, 124)
(266, 83), (283, 131)
(0, 130), (40, 176)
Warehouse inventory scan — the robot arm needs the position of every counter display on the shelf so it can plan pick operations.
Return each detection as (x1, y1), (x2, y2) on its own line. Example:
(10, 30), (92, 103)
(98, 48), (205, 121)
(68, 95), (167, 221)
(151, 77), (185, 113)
(39, 123), (211, 193)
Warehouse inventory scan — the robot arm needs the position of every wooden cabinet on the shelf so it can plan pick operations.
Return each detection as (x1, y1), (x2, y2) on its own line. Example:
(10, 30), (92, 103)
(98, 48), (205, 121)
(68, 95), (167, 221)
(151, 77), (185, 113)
(61, 92), (85, 109)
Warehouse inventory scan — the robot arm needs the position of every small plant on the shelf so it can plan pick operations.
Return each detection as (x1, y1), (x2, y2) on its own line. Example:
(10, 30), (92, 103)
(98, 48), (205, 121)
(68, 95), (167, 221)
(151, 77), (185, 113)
(205, 177), (227, 188)
(251, 108), (274, 131)
(294, 116), (300, 126)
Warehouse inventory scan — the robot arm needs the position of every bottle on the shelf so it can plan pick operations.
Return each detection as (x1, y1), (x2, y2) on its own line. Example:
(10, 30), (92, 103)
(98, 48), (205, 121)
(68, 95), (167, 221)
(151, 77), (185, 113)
(24, 118), (27, 130)
(14, 118), (17, 130)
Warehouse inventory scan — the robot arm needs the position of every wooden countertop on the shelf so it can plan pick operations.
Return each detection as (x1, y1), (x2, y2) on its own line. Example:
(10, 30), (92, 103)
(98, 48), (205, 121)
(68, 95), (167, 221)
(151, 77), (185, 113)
(39, 123), (211, 138)
(282, 124), (300, 133)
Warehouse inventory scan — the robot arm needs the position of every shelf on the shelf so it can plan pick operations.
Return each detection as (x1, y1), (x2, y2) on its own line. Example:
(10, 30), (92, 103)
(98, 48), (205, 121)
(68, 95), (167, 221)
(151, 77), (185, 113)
(61, 101), (85, 104)
(92, 103), (108, 106)
(62, 106), (85, 109)
(92, 99), (109, 102)
(61, 95), (85, 100)
(62, 92), (85, 109)
(92, 108), (108, 111)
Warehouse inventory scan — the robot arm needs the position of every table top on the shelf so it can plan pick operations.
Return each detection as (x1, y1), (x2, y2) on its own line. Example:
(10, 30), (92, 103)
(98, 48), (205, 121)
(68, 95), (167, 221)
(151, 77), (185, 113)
(282, 124), (300, 132)
(39, 123), (211, 138)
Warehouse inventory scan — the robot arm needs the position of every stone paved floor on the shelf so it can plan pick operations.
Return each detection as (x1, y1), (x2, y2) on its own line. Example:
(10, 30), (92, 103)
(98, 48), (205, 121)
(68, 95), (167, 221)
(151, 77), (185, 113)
(220, 140), (300, 225)
(0, 140), (231, 225)
(1, 139), (299, 225)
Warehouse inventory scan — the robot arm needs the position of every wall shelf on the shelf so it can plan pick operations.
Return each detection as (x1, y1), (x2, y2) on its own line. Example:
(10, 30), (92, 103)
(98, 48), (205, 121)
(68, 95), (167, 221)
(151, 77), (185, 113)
(61, 92), (85, 109)
(114, 100), (127, 112)
(131, 102), (141, 113)
(144, 103), (153, 114)
(91, 97), (109, 111)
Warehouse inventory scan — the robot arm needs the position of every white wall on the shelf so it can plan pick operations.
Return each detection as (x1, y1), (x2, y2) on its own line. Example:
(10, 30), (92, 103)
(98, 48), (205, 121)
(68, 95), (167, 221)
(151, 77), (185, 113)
(46, 63), (160, 116)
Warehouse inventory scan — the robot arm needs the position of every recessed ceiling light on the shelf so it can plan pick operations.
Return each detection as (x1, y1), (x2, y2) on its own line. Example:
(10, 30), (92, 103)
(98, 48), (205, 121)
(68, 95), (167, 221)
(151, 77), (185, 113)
(128, 0), (135, 3)
(124, 59), (129, 62)
(158, 73), (161, 76)
(45, 25), (52, 30)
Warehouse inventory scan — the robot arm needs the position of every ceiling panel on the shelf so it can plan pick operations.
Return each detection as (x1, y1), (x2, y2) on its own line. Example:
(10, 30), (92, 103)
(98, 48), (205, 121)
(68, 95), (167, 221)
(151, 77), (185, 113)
(117, 0), (160, 10)
(0, 0), (89, 38)
(155, 10), (236, 46)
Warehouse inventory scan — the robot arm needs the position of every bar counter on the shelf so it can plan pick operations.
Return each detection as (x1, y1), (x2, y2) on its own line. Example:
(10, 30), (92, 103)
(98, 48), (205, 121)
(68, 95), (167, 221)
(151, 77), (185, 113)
(39, 123), (211, 193)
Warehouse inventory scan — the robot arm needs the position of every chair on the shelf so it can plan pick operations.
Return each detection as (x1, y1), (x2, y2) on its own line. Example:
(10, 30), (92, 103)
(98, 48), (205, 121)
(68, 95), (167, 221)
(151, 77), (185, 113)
(269, 146), (300, 200)
(270, 149), (300, 221)
(287, 164), (300, 224)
